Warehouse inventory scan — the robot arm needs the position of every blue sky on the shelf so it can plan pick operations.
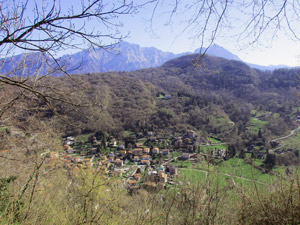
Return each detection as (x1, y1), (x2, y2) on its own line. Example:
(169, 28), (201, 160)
(124, 26), (300, 67)
(117, 1), (300, 67)
(11, 0), (300, 67)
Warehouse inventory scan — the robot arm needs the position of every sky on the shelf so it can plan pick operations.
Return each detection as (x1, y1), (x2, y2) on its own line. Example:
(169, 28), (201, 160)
(117, 1), (300, 67)
(124, 26), (300, 67)
(7, 0), (300, 67)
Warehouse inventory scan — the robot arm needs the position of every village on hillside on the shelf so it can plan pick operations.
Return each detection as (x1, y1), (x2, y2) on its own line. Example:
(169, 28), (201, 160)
(47, 130), (228, 193)
(3, 121), (299, 194)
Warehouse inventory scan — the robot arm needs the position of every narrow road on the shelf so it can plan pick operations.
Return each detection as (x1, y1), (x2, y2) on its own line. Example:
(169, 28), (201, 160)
(200, 142), (227, 147)
(271, 144), (287, 152)
(271, 126), (300, 142)
(210, 142), (227, 146)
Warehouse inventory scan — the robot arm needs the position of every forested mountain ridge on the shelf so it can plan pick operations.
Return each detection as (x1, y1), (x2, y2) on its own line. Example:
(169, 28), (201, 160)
(2, 51), (300, 151)
(49, 53), (300, 149)
(130, 53), (299, 97)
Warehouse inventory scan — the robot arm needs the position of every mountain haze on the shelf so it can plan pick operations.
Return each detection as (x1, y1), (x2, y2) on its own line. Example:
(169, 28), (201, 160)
(60, 42), (184, 73)
(0, 42), (291, 76)
(194, 44), (290, 71)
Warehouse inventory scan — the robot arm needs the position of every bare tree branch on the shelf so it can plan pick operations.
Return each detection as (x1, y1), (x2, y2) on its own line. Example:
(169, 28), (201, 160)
(0, 0), (155, 122)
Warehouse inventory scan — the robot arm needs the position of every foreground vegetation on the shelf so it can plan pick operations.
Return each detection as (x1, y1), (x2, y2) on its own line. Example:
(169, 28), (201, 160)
(0, 126), (299, 224)
(1, 146), (300, 225)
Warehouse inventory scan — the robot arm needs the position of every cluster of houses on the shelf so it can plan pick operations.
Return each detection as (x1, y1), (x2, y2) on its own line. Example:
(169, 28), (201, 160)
(48, 152), (94, 170)
(53, 133), (179, 192)
(46, 129), (232, 193)
(127, 163), (178, 193)
(96, 143), (170, 168)
(46, 137), (94, 171)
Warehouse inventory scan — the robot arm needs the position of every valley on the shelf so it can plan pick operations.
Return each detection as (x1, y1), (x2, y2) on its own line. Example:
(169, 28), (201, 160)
(2, 50), (300, 224)
(2, 0), (300, 223)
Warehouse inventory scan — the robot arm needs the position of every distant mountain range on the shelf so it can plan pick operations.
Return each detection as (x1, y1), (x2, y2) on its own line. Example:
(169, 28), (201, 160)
(59, 42), (186, 73)
(0, 41), (291, 76)
(194, 44), (242, 61)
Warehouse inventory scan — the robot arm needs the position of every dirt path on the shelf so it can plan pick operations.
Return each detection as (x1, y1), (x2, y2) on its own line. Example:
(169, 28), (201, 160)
(271, 126), (300, 142)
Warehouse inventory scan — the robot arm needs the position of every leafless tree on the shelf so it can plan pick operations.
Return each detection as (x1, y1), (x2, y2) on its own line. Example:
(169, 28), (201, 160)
(0, 0), (155, 122)
(149, 0), (300, 54)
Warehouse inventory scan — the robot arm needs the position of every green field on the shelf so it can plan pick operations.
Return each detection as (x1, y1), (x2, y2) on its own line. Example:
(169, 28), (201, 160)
(251, 110), (271, 118)
(280, 129), (300, 150)
(75, 133), (93, 143)
(171, 151), (183, 158)
(209, 137), (221, 143)
(173, 160), (193, 168)
(217, 158), (274, 183)
(157, 93), (165, 99)
(176, 157), (276, 187)
(248, 117), (267, 134)
(178, 168), (207, 183)
(123, 130), (136, 137)
(200, 144), (228, 154)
